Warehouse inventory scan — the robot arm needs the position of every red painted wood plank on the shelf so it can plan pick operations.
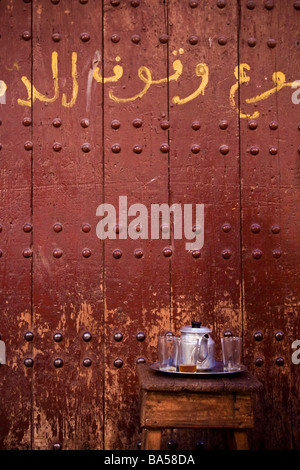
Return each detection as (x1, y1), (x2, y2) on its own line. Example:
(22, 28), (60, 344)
(168, 0), (241, 361)
(239, 0), (300, 450)
(102, 0), (170, 450)
(0, 0), (32, 450)
(31, 0), (104, 450)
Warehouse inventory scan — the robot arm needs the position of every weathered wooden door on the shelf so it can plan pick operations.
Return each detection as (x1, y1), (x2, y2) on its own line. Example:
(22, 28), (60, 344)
(0, 0), (299, 450)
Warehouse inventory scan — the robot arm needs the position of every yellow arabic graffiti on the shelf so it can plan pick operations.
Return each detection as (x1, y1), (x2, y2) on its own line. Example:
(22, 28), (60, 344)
(17, 51), (78, 107)
(15, 50), (206, 107)
(10, 51), (300, 112)
(109, 65), (153, 103)
(245, 71), (297, 104)
(229, 63), (260, 119)
(108, 56), (184, 103)
(62, 52), (78, 108)
(172, 63), (208, 105)
(93, 56), (123, 84)
(229, 63), (299, 119)
(17, 51), (59, 106)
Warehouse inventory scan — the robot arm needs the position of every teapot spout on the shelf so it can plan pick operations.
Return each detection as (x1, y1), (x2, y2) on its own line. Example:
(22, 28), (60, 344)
(198, 334), (209, 361)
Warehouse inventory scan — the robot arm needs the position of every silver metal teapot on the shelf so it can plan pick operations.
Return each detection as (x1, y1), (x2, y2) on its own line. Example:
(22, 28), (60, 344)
(180, 321), (215, 370)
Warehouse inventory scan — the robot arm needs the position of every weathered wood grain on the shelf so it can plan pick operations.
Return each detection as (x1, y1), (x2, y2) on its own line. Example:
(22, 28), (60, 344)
(141, 391), (255, 428)
(0, 0), (32, 450)
(168, 0), (241, 449)
(137, 362), (264, 393)
(0, 0), (299, 451)
(137, 364), (263, 450)
(239, 0), (300, 450)
(31, 0), (104, 450)
(103, 0), (171, 450)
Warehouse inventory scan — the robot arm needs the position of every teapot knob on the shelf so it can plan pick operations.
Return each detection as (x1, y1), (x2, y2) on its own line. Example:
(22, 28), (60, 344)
(224, 330), (233, 337)
(192, 321), (201, 328)
(165, 331), (174, 337)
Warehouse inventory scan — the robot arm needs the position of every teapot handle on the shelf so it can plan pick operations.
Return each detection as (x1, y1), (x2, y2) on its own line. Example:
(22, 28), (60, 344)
(198, 334), (209, 362)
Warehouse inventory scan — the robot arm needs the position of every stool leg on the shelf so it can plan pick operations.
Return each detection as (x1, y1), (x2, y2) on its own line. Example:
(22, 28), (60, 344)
(141, 428), (162, 450)
(227, 430), (249, 450)
(234, 431), (249, 450)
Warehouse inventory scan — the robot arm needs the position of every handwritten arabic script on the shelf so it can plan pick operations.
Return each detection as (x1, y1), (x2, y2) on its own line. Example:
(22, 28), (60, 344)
(0, 51), (298, 117)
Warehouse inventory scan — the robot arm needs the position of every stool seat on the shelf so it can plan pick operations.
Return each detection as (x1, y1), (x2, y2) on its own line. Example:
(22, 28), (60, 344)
(137, 363), (263, 450)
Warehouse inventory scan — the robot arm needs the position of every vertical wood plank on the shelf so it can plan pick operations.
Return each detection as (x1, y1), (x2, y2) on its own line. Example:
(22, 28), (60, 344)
(102, 0), (170, 449)
(0, 0), (32, 449)
(31, 0), (104, 449)
(168, 0), (241, 450)
(239, 0), (300, 450)
(277, 2), (300, 450)
(168, 0), (241, 344)
(227, 430), (249, 450)
(141, 428), (162, 450)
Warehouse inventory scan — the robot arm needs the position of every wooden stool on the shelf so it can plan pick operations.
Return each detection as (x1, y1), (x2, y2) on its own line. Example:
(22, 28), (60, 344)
(137, 363), (263, 450)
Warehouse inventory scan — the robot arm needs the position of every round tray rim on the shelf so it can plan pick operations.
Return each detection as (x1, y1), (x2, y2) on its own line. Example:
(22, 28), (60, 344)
(149, 361), (247, 377)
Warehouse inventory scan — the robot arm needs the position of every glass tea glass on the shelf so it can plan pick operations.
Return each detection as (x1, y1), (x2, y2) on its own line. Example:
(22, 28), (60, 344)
(157, 335), (176, 371)
(221, 336), (242, 372)
(177, 338), (199, 373)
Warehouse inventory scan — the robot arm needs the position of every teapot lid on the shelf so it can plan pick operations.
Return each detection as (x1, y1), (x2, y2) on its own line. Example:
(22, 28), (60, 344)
(180, 321), (211, 334)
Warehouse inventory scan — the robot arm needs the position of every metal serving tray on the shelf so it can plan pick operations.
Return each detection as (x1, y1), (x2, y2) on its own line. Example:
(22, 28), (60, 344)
(150, 361), (247, 377)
